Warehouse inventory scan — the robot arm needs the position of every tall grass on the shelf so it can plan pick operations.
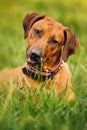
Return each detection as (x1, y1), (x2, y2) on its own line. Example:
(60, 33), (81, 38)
(0, 0), (87, 130)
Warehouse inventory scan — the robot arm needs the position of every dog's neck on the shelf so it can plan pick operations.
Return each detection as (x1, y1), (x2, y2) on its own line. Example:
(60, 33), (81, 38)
(22, 58), (63, 82)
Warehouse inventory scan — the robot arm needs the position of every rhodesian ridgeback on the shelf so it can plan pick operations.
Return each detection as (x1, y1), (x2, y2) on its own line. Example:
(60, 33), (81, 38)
(0, 12), (78, 100)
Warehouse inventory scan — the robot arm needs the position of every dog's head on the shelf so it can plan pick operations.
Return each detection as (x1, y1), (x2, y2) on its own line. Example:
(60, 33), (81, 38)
(23, 12), (78, 77)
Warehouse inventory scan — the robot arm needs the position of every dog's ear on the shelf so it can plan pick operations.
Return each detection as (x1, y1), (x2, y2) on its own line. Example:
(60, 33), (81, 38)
(62, 28), (79, 62)
(23, 12), (46, 39)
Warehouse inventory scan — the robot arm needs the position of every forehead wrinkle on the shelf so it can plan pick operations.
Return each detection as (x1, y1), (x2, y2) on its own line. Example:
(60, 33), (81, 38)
(43, 19), (64, 40)
(33, 17), (55, 30)
(47, 27), (63, 42)
(32, 17), (64, 42)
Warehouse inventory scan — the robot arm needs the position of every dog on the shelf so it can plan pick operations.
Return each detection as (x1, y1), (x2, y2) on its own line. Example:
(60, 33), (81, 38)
(0, 12), (78, 100)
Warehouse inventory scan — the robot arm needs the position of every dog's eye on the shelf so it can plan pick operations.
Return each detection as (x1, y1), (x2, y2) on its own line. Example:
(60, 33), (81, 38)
(34, 29), (41, 36)
(51, 39), (59, 45)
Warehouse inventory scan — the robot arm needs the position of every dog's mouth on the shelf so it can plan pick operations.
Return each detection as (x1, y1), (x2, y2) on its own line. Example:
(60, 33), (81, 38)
(26, 58), (51, 77)
(22, 57), (63, 82)
(22, 60), (52, 82)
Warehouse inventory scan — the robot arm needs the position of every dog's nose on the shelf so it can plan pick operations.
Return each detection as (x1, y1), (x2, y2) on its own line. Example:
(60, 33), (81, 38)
(30, 49), (42, 62)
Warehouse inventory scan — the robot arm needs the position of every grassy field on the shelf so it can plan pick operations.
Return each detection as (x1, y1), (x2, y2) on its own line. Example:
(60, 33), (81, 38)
(0, 0), (87, 130)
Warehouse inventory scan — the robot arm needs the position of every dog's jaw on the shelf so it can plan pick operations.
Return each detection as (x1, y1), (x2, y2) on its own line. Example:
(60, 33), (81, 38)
(22, 58), (63, 82)
(22, 65), (51, 82)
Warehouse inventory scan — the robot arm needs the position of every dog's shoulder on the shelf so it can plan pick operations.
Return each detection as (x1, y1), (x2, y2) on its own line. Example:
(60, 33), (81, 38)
(59, 62), (72, 78)
(0, 66), (24, 89)
(53, 62), (72, 91)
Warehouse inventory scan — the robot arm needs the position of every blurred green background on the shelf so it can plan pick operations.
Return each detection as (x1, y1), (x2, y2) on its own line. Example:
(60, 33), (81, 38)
(0, 0), (87, 98)
(0, 0), (87, 70)
(0, 0), (87, 130)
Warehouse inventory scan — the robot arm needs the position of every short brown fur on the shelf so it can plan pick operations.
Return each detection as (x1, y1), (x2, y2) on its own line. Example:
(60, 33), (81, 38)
(0, 12), (79, 101)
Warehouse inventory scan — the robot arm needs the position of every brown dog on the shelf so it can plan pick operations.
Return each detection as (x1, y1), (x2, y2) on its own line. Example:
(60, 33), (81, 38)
(0, 12), (78, 100)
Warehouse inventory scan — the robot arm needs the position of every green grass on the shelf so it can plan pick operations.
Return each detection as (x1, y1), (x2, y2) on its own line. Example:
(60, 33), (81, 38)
(0, 0), (87, 130)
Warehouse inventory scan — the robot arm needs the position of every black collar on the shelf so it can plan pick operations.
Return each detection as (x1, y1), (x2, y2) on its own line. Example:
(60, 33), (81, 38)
(22, 58), (63, 82)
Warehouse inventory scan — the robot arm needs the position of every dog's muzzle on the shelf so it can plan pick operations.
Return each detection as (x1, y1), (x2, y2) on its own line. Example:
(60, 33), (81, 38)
(30, 49), (42, 63)
(26, 48), (42, 66)
(23, 47), (63, 82)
